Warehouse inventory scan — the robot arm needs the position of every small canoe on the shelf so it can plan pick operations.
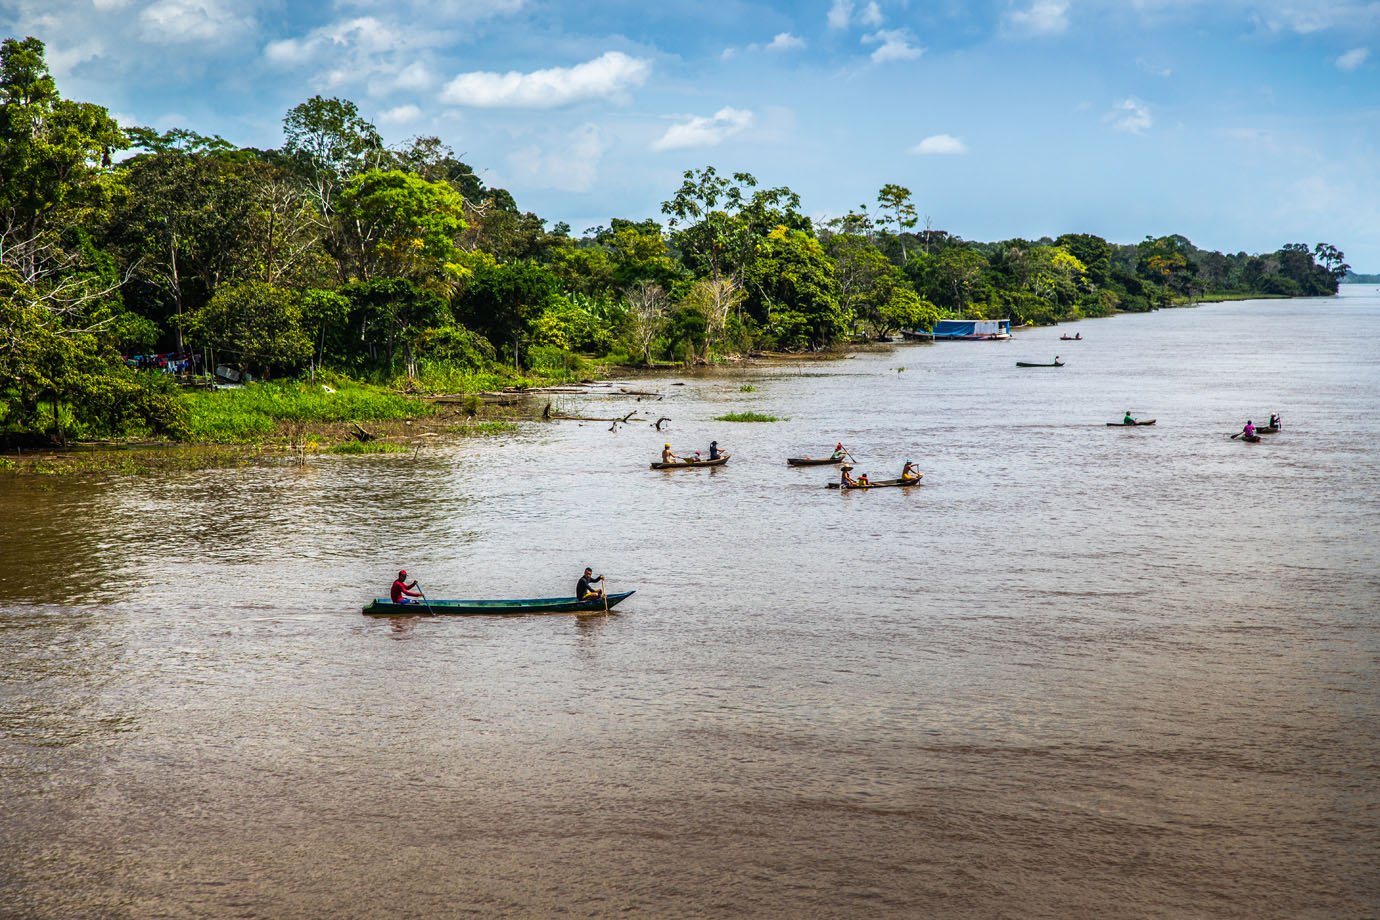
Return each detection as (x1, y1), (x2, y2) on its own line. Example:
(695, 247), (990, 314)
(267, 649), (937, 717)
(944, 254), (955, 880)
(1256, 425), (1280, 434)
(363, 590), (635, 616)
(1106, 420), (1157, 426)
(1016, 360), (1064, 367)
(826, 477), (923, 490)
(1059, 335), (1083, 341)
(650, 454), (729, 469)
(1241, 434), (1262, 443)
(787, 456), (844, 466)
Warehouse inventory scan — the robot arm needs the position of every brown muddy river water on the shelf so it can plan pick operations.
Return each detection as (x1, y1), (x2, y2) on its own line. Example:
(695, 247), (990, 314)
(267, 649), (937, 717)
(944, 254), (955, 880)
(2, 291), (1378, 919)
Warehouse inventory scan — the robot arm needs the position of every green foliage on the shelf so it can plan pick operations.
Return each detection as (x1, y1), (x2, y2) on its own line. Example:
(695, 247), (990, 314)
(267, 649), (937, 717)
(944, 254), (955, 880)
(328, 440), (408, 454)
(454, 259), (560, 352)
(336, 168), (467, 282)
(714, 411), (783, 422)
(744, 227), (845, 349)
(186, 282), (312, 376)
(182, 380), (431, 442)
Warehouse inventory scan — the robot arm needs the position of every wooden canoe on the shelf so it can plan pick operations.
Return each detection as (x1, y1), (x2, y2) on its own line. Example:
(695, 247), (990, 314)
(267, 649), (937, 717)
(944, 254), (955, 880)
(1016, 360), (1064, 367)
(1059, 336), (1082, 341)
(1256, 425), (1280, 434)
(1106, 420), (1157, 426)
(363, 590), (635, 616)
(826, 476), (923, 490)
(786, 456), (845, 466)
(651, 454), (729, 469)
(1241, 434), (1262, 443)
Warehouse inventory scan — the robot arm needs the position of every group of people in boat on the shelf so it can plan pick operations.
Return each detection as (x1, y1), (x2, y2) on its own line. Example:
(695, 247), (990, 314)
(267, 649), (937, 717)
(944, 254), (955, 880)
(660, 440), (724, 464)
(1241, 414), (1282, 439)
(389, 567), (606, 603)
(840, 459), (921, 488)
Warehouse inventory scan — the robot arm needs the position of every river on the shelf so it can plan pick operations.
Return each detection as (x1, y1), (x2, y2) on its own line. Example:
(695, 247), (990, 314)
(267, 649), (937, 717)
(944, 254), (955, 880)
(2, 289), (1378, 918)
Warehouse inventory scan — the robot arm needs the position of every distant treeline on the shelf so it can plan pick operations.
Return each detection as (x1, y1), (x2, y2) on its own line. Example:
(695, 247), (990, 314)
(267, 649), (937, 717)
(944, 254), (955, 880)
(0, 36), (1352, 445)
(1343, 272), (1380, 283)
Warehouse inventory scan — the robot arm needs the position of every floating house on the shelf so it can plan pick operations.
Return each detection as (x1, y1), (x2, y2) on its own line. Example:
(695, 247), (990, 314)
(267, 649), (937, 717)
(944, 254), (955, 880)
(930, 319), (1011, 340)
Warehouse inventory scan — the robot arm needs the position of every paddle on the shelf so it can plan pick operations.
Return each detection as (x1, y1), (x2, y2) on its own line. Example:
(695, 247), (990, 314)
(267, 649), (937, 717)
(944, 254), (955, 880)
(414, 581), (436, 616)
(603, 575), (610, 615)
(1230, 432), (1242, 439)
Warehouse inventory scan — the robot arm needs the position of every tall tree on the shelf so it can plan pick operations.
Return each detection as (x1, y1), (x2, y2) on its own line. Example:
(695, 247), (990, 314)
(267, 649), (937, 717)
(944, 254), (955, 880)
(876, 184), (919, 262)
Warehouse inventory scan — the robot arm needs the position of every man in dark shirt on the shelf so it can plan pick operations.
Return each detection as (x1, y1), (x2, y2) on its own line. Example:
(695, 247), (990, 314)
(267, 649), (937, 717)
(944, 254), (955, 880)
(708, 440), (721, 460)
(577, 568), (604, 600)
(391, 570), (422, 604)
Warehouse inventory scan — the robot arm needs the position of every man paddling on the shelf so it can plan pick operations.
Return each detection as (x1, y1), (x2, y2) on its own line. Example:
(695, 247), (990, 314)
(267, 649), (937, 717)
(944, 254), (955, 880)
(708, 440), (722, 460)
(661, 443), (678, 465)
(577, 567), (605, 600)
(391, 570), (423, 605)
(831, 442), (847, 460)
(901, 460), (921, 481)
(1123, 411), (1136, 425)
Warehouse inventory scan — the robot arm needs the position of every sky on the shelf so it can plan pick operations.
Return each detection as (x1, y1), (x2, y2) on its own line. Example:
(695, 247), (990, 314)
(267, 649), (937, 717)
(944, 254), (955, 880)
(4, 0), (1379, 268)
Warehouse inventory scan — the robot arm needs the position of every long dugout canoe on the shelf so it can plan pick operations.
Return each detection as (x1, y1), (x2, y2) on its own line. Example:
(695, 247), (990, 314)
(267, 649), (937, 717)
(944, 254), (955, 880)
(363, 590), (635, 616)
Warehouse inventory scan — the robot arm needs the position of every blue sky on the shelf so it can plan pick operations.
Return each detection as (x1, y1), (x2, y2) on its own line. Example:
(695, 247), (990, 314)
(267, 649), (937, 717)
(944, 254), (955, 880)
(6, 0), (1379, 268)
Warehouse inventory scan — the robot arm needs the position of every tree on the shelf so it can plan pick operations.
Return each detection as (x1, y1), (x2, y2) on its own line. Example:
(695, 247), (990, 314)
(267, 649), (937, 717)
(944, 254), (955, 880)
(623, 282), (668, 364)
(743, 227), (845, 349)
(0, 36), (125, 288)
(335, 169), (467, 285)
(185, 282), (311, 377)
(1312, 243), (1349, 285)
(110, 148), (266, 348)
(453, 260), (560, 356)
(876, 184), (919, 262)
(660, 166), (804, 283)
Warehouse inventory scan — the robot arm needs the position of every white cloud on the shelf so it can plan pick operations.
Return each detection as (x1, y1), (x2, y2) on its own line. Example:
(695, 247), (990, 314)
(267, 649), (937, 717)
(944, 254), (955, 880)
(378, 104), (421, 125)
(863, 29), (923, 63)
(1109, 97), (1152, 134)
(828, 0), (854, 29)
(508, 124), (606, 192)
(1136, 57), (1173, 77)
(441, 51), (651, 108)
(1336, 47), (1370, 70)
(140, 0), (255, 44)
(910, 134), (968, 155)
(337, 0), (525, 19)
(861, 1), (884, 27)
(1003, 0), (1070, 36)
(766, 32), (807, 51)
(652, 107), (754, 151)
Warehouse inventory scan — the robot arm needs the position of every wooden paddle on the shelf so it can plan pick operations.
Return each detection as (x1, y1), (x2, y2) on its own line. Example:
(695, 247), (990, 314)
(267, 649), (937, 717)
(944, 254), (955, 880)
(414, 582), (436, 616)
(602, 575), (610, 615)
(1230, 432), (1243, 439)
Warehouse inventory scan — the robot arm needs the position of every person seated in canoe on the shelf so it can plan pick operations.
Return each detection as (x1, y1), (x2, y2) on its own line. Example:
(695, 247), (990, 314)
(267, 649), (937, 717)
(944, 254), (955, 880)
(831, 442), (846, 460)
(577, 567), (605, 600)
(708, 440), (722, 460)
(901, 461), (921, 481)
(661, 443), (678, 465)
(1242, 419), (1256, 438)
(856, 473), (871, 487)
(1075, 333), (1082, 340)
(1123, 411), (1136, 425)
(840, 464), (857, 487)
(1269, 412), (1281, 430)
(391, 569), (422, 605)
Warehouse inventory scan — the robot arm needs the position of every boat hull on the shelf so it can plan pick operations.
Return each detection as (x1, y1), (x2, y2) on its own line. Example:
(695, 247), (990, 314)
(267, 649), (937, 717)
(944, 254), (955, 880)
(1016, 361), (1064, 367)
(787, 457), (844, 466)
(363, 590), (635, 616)
(1106, 420), (1157, 426)
(651, 455), (729, 469)
(826, 477), (923, 490)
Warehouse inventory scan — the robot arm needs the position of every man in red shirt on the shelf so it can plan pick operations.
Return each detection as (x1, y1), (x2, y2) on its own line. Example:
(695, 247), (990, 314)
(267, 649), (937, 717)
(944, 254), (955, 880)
(391, 570), (423, 604)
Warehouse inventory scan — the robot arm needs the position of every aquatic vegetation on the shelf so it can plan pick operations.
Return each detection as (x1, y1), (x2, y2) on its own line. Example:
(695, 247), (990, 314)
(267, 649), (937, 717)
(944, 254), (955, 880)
(715, 411), (784, 422)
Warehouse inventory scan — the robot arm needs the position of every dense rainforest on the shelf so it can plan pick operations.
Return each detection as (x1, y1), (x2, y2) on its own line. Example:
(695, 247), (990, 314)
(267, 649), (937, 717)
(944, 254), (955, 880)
(0, 37), (1352, 446)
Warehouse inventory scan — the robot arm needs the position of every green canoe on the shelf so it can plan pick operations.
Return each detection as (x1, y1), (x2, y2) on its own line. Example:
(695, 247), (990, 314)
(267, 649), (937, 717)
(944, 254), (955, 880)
(362, 590), (635, 616)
